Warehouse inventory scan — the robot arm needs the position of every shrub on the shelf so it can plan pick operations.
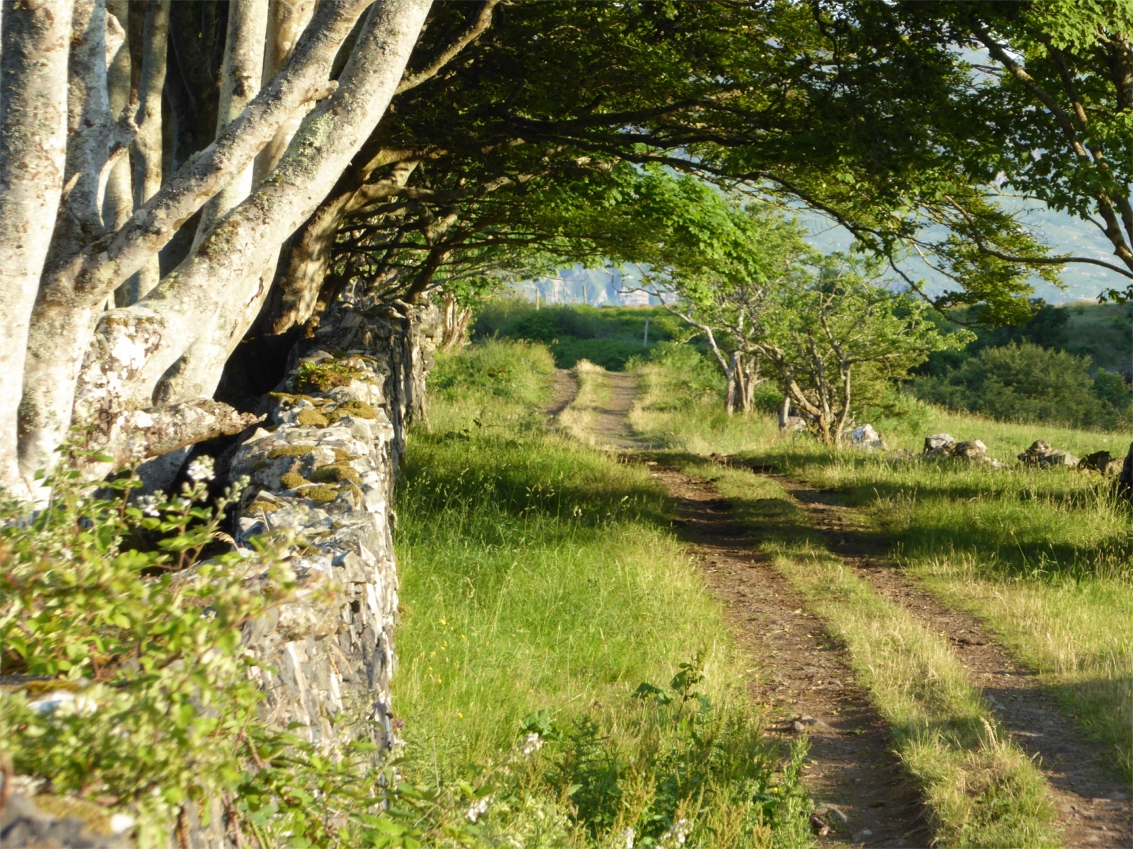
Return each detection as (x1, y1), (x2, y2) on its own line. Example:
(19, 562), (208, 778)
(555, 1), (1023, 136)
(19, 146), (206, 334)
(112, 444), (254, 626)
(0, 461), (481, 847)
(428, 338), (555, 403)
(913, 341), (1127, 429)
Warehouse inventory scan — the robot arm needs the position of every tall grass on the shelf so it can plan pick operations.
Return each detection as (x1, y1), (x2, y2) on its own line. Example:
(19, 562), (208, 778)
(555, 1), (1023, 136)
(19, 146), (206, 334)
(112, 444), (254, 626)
(392, 339), (814, 847)
(630, 352), (1132, 783)
(681, 462), (1060, 848)
(734, 448), (1133, 780)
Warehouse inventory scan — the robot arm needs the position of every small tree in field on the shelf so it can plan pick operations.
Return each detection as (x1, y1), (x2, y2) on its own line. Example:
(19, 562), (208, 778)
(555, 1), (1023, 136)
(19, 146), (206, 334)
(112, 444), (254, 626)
(758, 257), (968, 444)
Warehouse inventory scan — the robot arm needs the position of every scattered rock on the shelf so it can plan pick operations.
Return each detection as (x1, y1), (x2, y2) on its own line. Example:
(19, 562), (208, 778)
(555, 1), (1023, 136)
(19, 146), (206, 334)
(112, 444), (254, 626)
(0, 791), (130, 848)
(781, 415), (807, 433)
(953, 439), (987, 459)
(845, 424), (886, 449)
(1019, 440), (1080, 468)
(852, 827), (874, 843)
(1120, 443), (1133, 502)
(923, 433), (955, 455)
(1080, 450), (1124, 477)
(923, 434), (1005, 467)
(815, 804), (850, 825)
(810, 813), (832, 836)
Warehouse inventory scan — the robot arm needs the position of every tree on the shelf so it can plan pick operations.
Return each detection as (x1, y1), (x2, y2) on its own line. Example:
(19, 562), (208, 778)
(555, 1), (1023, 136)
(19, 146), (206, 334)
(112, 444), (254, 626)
(756, 256), (967, 443)
(0, 0), (449, 498)
(824, 1), (1132, 298)
(913, 342), (1129, 430)
(0, 0), (1099, 500)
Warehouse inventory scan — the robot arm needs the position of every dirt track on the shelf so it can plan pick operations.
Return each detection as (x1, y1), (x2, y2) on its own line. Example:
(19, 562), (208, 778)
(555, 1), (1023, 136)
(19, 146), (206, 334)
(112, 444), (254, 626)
(551, 368), (1133, 848)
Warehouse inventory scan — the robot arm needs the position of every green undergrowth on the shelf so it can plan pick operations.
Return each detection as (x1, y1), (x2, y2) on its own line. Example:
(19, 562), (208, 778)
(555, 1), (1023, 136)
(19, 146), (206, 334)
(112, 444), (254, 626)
(679, 462), (1060, 848)
(393, 339), (815, 847)
(629, 346), (1132, 778)
(742, 446), (1133, 782)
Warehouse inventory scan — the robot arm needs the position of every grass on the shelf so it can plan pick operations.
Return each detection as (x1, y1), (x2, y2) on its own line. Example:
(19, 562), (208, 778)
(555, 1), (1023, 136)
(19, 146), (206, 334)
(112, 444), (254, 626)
(472, 299), (685, 371)
(719, 448), (1133, 782)
(555, 361), (610, 446)
(628, 359), (781, 455)
(392, 339), (815, 847)
(679, 461), (1060, 848)
(623, 353), (1132, 841)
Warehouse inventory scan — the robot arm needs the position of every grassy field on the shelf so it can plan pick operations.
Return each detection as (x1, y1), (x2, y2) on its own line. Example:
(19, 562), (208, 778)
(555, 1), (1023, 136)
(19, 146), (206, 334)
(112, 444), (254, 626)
(392, 340), (814, 847)
(685, 460), (1059, 848)
(631, 358), (1133, 788)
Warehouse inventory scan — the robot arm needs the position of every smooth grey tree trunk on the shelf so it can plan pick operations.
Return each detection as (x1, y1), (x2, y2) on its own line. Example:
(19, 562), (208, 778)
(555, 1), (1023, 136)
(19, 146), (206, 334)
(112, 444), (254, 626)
(17, 0), (377, 485)
(123, 0), (168, 303)
(255, 0), (316, 182)
(102, 0), (133, 245)
(192, 0), (269, 250)
(0, 0), (74, 496)
(69, 0), (434, 473)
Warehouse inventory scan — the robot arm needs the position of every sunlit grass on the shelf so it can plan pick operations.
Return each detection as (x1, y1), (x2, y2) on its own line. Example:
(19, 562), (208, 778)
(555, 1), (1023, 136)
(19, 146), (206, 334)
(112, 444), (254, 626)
(393, 341), (815, 847)
(631, 358), (1132, 784)
(683, 463), (1060, 848)
(628, 361), (780, 454)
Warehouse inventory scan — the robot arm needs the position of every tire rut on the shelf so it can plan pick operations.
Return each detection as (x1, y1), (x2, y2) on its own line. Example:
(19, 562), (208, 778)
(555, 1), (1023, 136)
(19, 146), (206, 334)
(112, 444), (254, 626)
(734, 461), (1133, 847)
(643, 460), (930, 848)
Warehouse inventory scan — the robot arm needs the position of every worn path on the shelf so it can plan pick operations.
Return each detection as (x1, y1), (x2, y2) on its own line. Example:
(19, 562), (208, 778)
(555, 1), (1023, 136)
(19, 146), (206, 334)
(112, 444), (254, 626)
(551, 366), (1133, 847)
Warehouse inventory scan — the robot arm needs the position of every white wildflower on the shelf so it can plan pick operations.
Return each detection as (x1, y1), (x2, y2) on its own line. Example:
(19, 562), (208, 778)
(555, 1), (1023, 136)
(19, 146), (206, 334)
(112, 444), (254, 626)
(669, 818), (689, 846)
(522, 732), (543, 756)
(622, 827), (636, 848)
(186, 456), (215, 483)
(465, 795), (491, 823)
(137, 494), (161, 517)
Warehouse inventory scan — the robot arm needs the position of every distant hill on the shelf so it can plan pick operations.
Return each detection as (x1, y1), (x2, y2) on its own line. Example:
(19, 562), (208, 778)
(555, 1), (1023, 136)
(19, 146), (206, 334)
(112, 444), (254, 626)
(797, 198), (1124, 304)
(507, 198), (1127, 307)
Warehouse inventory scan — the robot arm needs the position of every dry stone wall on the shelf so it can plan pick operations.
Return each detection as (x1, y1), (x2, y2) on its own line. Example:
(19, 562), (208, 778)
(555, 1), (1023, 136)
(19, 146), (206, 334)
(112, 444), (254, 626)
(229, 303), (441, 757)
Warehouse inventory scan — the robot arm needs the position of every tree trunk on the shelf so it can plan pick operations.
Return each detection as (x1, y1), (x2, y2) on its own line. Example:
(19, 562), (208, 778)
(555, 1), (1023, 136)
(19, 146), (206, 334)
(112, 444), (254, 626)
(123, 0), (169, 303)
(102, 0), (134, 244)
(68, 0), (434, 471)
(778, 394), (791, 430)
(192, 0), (269, 250)
(724, 353), (738, 416)
(0, 0), (74, 495)
(261, 153), (420, 337)
(18, 0), (378, 483)
(439, 291), (472, 351)
(45, 0), (113, 271)
(254, 0), (316, 182)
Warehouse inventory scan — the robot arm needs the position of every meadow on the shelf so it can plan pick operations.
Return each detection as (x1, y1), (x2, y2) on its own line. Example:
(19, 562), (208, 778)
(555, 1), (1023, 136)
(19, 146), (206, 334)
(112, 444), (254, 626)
(392, 340), (815, 848)
(631, 354), (1133, 788)
(392, 305), (1131, 846)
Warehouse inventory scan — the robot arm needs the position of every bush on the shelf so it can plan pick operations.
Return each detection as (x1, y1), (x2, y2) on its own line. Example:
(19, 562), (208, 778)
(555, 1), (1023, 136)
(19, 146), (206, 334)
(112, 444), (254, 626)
(0, 462), (489, 847)
(637, 342), (724, 410)
(429, 338), (556, 404)
(912, 341), (1129, 429)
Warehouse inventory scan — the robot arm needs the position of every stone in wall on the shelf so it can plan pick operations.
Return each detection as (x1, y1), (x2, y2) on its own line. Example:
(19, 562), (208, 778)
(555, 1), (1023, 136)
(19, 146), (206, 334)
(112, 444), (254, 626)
(228, 303), (443, 757)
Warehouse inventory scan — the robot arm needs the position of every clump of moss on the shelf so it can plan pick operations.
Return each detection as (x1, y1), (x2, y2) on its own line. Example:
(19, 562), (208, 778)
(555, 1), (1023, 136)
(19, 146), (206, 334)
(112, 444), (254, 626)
(309, 463), (362, 486)
(267, 443), (317, 459)
(334, 399), (378, 420)
(297, 408), (329, 428)
(248, 499), (281, 513)
(33, 796), (114, 836)
(280, 472), (309, 490)
(269, 391), (319, 405)
(296, 484), (339, 504)
(292, 361), (356, 393)
(333, 448), (358, 463)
